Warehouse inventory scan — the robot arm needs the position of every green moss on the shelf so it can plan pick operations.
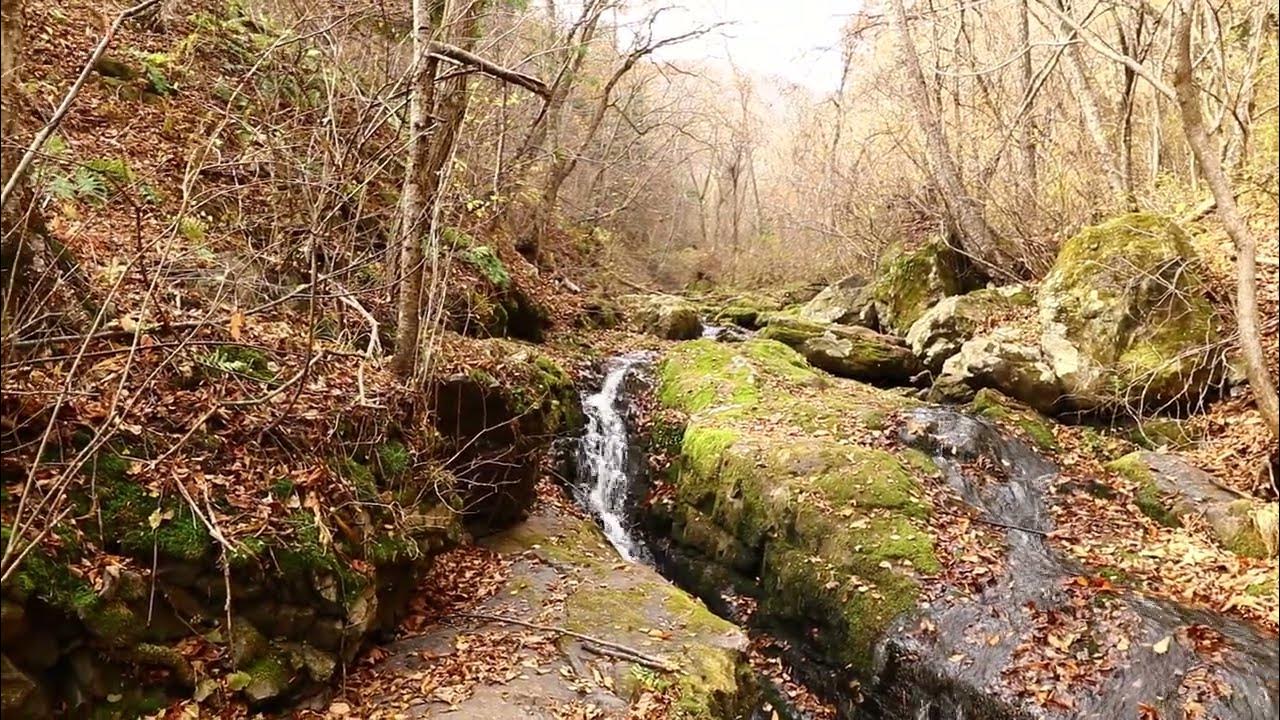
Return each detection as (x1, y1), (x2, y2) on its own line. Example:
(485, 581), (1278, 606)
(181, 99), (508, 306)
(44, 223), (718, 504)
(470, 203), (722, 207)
(968, 388), (1059, 451)
(809, 448), (927, 517)
(94, 474), (212, 562)
(6, 538), (100, 613)
(564, 585), (651, 633)
(1106, 453), (1179, 527)
(273, 512), (367, 601)
(375, 441), (411, 482)
(1041, 213), (1223, 406)
(869, 238), (968, 335)
(671, 644), (743, 719)
(898, 448), (940, 478)
(461, 245), (512, 290)
(334, 457), (377, 500)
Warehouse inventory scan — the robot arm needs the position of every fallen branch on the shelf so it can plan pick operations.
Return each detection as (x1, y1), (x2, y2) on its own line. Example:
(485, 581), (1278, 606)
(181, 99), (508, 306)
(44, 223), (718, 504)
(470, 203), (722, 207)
(451, 611), (677, 672)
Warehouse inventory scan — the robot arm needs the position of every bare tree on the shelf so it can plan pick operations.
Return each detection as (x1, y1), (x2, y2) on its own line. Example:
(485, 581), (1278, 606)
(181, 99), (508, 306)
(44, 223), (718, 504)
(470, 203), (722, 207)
(1174, 0), (1279, 442)
(888, 0), (1004, 267)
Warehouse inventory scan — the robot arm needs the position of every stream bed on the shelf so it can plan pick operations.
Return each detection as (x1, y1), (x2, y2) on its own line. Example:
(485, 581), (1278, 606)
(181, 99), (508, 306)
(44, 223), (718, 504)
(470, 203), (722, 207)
(570, 352), (1280, 720)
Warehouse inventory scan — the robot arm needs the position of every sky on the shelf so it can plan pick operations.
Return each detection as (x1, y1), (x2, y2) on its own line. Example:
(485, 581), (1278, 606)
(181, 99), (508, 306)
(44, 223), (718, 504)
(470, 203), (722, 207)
(620, 1), (856, 95)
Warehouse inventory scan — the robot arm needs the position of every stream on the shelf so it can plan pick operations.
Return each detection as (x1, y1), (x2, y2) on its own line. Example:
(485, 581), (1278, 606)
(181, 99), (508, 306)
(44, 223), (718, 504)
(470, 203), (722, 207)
(572, 352), (1280, 720)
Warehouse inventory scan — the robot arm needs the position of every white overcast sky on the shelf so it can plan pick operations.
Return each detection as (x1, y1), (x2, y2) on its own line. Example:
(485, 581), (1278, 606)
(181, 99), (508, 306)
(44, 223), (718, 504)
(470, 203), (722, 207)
(621, 1), (857, 94)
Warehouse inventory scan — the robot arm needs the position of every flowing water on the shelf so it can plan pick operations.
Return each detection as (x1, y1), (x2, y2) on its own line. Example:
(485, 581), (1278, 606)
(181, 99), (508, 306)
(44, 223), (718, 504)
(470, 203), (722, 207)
(577, 352), (653, 562)
(573, 356), (1279, 719)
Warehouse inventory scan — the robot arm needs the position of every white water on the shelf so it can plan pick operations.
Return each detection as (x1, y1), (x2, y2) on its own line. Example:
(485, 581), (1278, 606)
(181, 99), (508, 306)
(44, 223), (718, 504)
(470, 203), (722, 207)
(579, 353), (651, 561)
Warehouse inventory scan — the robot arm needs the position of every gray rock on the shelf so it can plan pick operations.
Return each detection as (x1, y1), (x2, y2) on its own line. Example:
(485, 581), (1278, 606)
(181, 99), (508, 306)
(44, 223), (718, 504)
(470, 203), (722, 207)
(933, 328), (1063, 413)
(229, 617), (269, 668)
(2, 654), (50, 719)
(906, 285), (1032, 372)
(799, 274), (870, 325)
(1108, 452), (1277, 558)
(760, 316), (922, 384)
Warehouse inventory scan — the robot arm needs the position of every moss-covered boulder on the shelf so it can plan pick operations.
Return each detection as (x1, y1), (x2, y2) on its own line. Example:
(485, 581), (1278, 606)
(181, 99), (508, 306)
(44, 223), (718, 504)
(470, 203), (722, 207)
(711, 293), (784, 330)
(906, 284), (1033, 373)
(1037, 214), (1224, 411)
(867, 237), (977, 336)
(759, 315), (922, 384)
(648, 339), (937, 678)
(620, 294), (703, 340)
(1106, 452), (1277, 558)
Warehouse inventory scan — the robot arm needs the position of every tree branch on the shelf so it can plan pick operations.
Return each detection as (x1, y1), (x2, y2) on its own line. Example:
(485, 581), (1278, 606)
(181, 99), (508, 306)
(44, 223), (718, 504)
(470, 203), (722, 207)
(428, 41), (549, 98)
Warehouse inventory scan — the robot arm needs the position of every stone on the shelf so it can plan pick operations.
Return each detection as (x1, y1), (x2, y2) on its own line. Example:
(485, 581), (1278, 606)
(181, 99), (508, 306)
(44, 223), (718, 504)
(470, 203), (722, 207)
(650, 339), (936, 677)
(865, 237), (976, 336)
(1037, 213), (1224, 411)
(1107, 452), (1278, 558)
(799, 274), (870, 325)
(1, 654), (50, 720)
(281, 642), (337, 682)
(906, 284), (1033, 373)
(759, 316), (922, 384)
(0, 601), (27, 645)
(229, 617), (269, 668)
(932, 328), (1064, 413)
(619, 294), (703, 340)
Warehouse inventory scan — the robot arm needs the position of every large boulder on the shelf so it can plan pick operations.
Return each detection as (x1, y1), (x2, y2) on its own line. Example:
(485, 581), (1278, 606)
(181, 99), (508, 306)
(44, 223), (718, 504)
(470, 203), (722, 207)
(798, 274), (870, 325)
(620, 294), (703, 340)
(931, 327), (1064, 413)
(1107, 451), (1278, 558)
(759, 316), (922, 384)
(866, 237), (976, 336)
(647, 339), (937, 686)
(1037, 213), (1224, 411)
(646, 340), (1279, 717)
(906, 284), (1033, 373)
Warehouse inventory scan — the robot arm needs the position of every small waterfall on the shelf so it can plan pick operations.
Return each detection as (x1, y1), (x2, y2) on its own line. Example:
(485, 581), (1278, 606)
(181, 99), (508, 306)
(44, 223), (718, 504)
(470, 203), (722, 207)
(578, 352), (652, 561)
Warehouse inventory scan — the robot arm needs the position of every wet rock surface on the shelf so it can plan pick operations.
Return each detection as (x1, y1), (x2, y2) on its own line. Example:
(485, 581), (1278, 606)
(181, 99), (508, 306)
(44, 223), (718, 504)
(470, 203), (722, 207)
(884, 408), (1279, 719)
(359, 508), (758, 719)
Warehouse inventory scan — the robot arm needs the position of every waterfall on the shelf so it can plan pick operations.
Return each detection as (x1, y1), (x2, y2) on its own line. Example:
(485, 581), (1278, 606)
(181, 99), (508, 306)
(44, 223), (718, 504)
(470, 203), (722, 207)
(578, 352), (652, 562)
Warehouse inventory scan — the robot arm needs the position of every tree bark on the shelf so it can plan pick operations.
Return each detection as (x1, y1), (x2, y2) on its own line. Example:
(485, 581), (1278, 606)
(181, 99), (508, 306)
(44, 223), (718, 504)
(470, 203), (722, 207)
(391, 0), (443, 378)
(888, 0), (1003, 266)
(1174, 0), (1279, 441)
(1017, 0), (1038, 194)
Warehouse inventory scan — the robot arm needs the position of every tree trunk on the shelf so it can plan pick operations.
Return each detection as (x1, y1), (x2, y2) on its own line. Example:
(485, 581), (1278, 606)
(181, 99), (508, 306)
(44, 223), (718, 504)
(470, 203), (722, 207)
(1174, 0), (1279, 441)
(1017, 0), (1038, 194)
(888, 0), (1003, 266)
(391, 0), (443, 378)
(1063, 39), (1127, 202)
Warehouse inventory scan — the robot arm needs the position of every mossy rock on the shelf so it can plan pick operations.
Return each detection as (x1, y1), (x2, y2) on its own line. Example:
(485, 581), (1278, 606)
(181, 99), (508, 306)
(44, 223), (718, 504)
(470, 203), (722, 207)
(759, 316), (922, 384)
(1038, 213), (1224, 412)
(866, 237), (975, 336)
(967, 388), (1060, 452)
(1106, 451), (1276, 557)
(711, 293), (784, 330)
(652, 339), (937, 677)
(906, 284), (1033, 372)
(620, 294), (703, 340)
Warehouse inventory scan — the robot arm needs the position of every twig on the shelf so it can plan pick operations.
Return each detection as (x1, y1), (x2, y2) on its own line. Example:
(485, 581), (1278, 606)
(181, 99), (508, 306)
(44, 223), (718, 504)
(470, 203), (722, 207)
(0, 0), (162, 210)
(450, 611), (677, 672)
(934, 505), (1050, 537)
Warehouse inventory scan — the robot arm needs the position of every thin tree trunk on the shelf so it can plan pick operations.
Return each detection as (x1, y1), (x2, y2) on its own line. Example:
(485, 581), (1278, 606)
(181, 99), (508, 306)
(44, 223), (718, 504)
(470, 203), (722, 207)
(1017, 0), (1038, 194)
(888, 0), (1002, 266)
(1063, 38), (1127, 201)
(1174, 0), (1279, 441)
(391, 0), (443, 378)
